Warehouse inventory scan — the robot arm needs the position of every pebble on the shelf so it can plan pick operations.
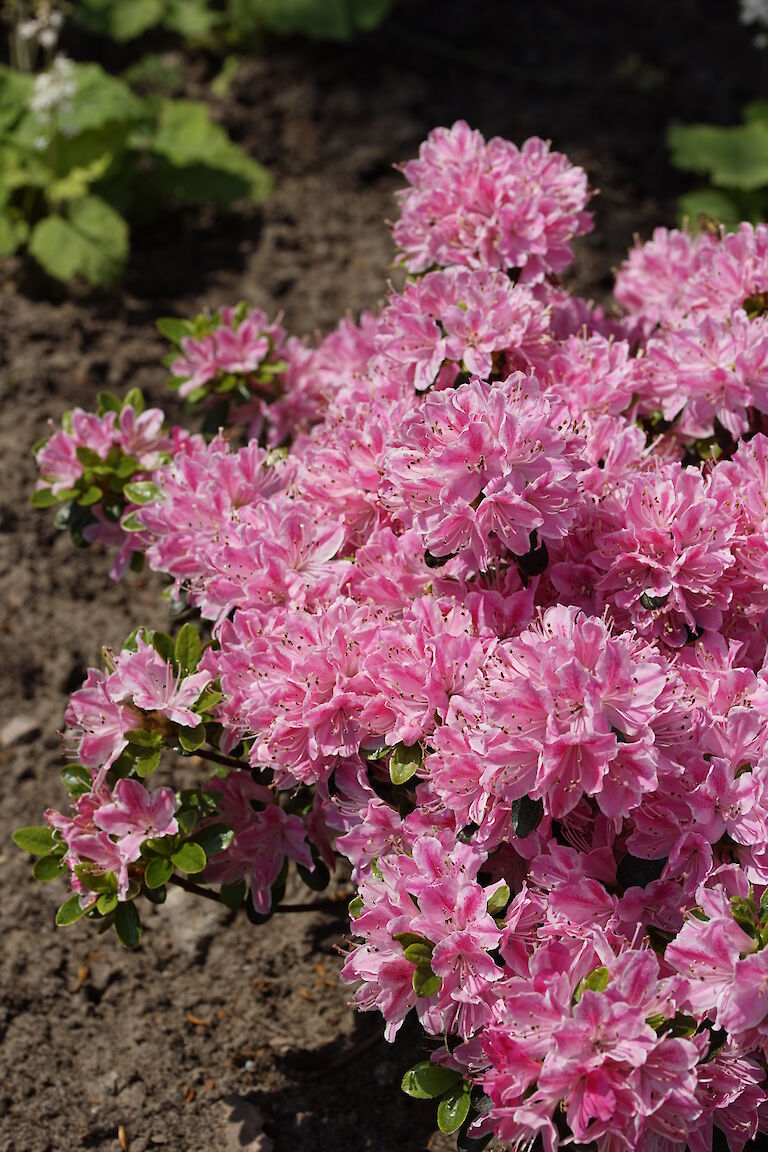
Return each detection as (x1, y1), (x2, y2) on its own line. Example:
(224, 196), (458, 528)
(1, 716), (41, 747)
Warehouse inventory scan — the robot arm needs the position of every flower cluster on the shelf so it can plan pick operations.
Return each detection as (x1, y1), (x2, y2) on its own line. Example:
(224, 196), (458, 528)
(21, 123), (768, 1152)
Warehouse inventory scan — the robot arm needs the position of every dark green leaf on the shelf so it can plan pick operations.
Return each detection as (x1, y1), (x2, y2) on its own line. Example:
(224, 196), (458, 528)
(437, 1084), (472, 1135)
(145, 855), (174, 889)
(220, 879), (246, 909)
(61, 764), (93, 797)
(151, 631), (176, 662)
(114, 900), (142, 949)
(56, 894), (88, 926)
(296, 859), (331, 891)
(508, 795), (544, 839)
(171, 842), (207, 874)
(178, 723), (206, 752)
(12, 825), (55, 856)
(401, 1061), (462, 1100)
(33, 854), (65, 882)
(175, 622), (201, 674)
(190, 823), (234, 858)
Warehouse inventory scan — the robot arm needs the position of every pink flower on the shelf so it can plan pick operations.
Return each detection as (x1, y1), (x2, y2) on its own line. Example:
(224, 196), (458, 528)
(382, 375), (581, 570)
(108, 637), (212, 728)
(94, 777), (178, 859)
(393, 121), (592, 280)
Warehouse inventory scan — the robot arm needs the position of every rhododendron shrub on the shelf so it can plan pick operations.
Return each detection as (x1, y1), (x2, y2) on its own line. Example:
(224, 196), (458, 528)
(16, 121), (768, 1151)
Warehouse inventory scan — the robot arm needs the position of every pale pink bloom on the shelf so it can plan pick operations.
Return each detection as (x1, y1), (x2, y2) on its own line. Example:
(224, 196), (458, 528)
(108, 637), (212, 728)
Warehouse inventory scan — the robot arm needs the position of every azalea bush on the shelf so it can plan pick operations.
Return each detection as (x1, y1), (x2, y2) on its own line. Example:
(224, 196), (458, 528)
(0, 5), (270, 282)
(17, 120), (768, 1150)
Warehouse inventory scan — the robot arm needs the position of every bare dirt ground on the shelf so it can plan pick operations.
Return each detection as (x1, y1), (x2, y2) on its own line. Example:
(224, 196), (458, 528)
(0, 2), (762, 1149)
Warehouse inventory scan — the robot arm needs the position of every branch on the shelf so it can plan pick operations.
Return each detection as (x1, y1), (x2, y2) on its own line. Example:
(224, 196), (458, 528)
(195, 747), (250, 771)
(167, 874), (348, 916)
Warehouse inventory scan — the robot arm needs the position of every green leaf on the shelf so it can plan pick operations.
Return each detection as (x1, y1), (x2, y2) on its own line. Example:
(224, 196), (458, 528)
(135, 747), (162, 778)
(194, 687), (223, 714)
(60, 63), (146, 131)
(121, 511), (146, 532)
(61, 764), (93, 797)
(123, 481), (159, 505)
(74, 0), (165, 40)
(156, 316), (192, 343)
(508, 795), (544, 839)
(220, 878), (247, 908)
(77, 485), (104, 507)
(574, 965), (611, 1004)
(96, 891), (119, 915)
(389, 742), (422, 785)
(403, 942), (434, 966)
(148, 100), (272, 203)
(122, 387), (145, 414)
(412, 967), (442, 998)
(126, 728), (163, 748)
(33, 854), (65, 882)
(247, 0), (393, 40)
(175, 621), (201, 673)
(145, 855), (174, 889)
(668, 120), (768, 190)
(48, 154), (114, 203)
(210, 55), (242, 99)
(348, 895), (363, 919)
(401, 1061), (462, 1100)
(164, 0), (221, 38)
(437, 1084), (472, 1135)
(190, 823), (234, 858)
(115, 901), (142, 949)
(30, 487), (60, 508)
(12, 825), (55, 856)
(486, 884), (511, 918)
(0, 209), (29, 256)
(151, 630), (176, 661)
(56, 894), (88, 926)
(393, 931), (430, 949)
(296, 859), (331, 892)
(678, 189), (743, 228)
(178, 724), (206, 752)
(29, 197), (129, 286)
(171, 842), (207, 874)
(74, 867), (117, 894)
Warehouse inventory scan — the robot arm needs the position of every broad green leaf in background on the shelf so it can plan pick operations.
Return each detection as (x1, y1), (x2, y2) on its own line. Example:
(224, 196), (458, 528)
(75, 0), (165, 40)
(0, 210), (29, 256)
(0, 66), (34, 131)
(668, 121), (768, 190)
(59, 64), (147, 134)
(29, 195), (129, 284)
(678, 188), (744, 228)
(148, 99), (272, 201)
(240, 0), (394, 40)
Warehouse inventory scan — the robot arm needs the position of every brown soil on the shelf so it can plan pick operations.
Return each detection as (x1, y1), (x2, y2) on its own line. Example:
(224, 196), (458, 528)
(0, 2), (763, 1150)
